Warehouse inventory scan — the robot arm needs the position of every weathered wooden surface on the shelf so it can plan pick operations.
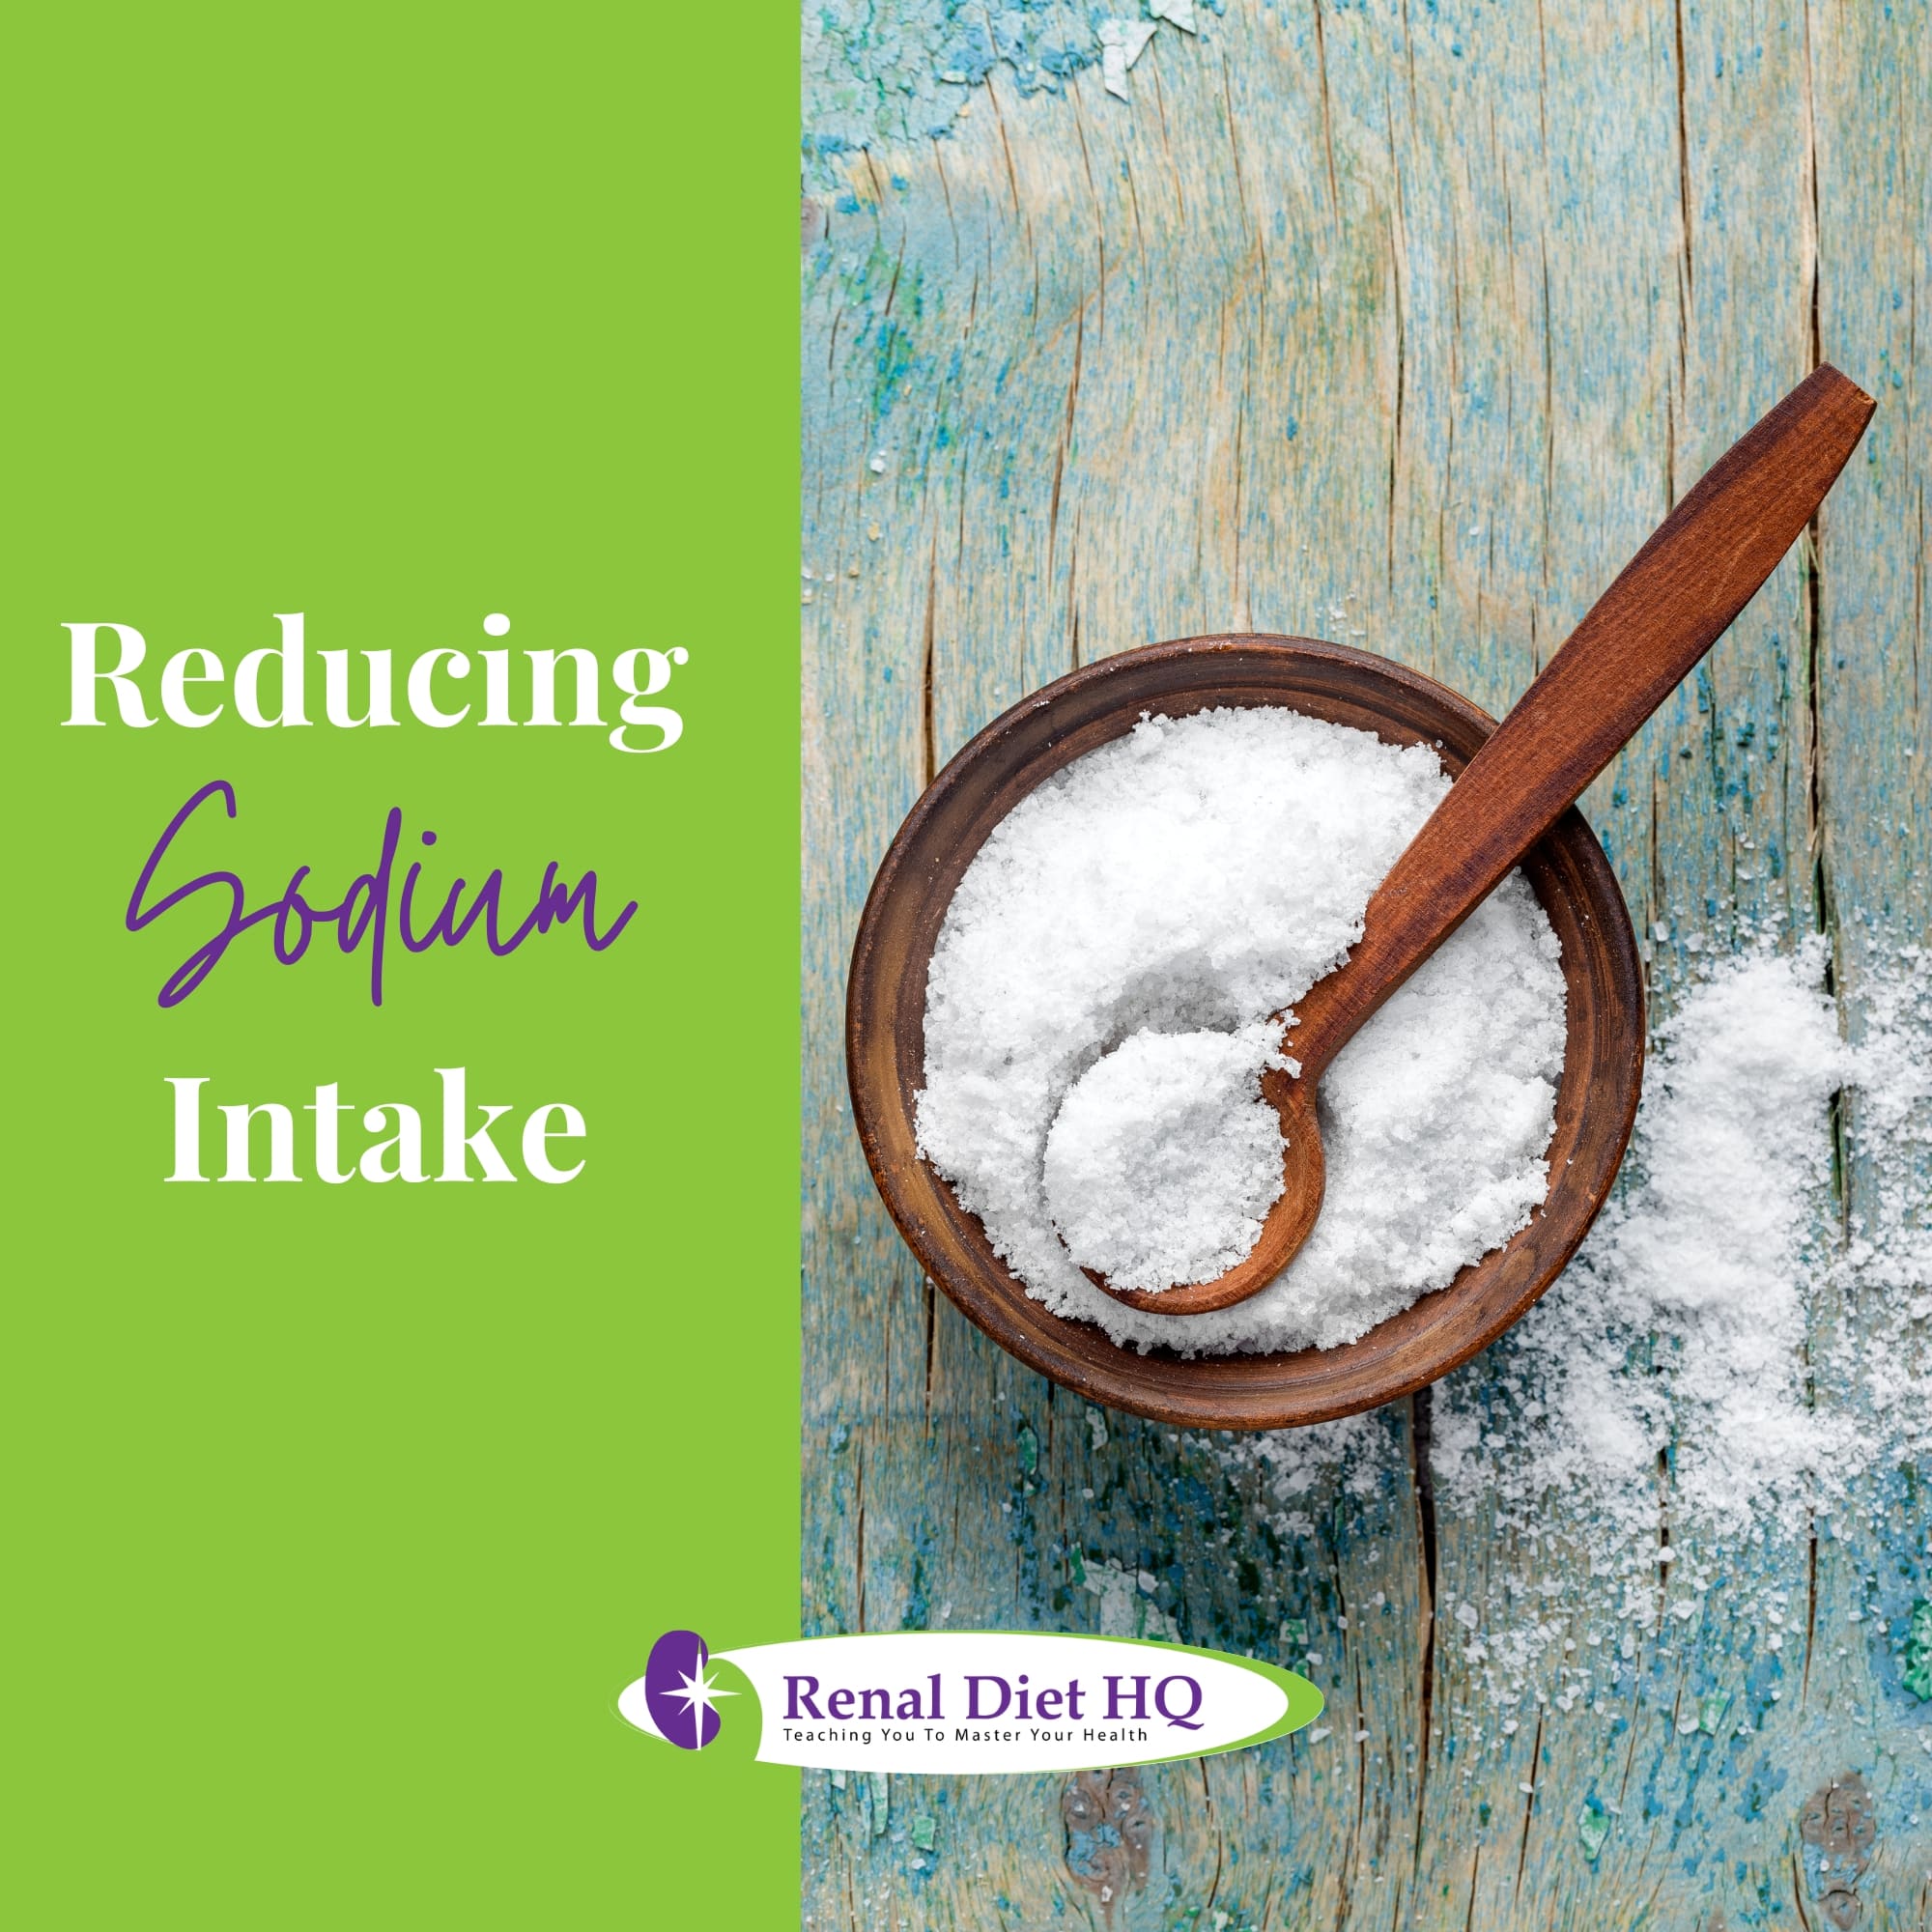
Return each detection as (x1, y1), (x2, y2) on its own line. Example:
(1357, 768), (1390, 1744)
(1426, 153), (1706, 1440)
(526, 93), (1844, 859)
(802, 3), (1930, 1925)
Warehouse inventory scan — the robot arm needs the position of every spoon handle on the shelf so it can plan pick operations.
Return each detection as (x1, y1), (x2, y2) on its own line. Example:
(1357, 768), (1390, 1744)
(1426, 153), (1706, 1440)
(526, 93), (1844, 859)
(1291, 363), (1875, 1078)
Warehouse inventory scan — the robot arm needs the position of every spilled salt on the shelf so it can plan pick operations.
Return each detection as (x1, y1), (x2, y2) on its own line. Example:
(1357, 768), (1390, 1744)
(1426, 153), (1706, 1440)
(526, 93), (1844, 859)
(915, 705), (1568, 1353)
(1425, 936), (1931, 1567)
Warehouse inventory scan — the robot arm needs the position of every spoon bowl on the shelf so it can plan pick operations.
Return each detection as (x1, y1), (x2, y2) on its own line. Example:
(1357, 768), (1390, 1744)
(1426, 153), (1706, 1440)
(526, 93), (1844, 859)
(846, 635), (1644, 1429)
(1087, 1069), (1324, 1317)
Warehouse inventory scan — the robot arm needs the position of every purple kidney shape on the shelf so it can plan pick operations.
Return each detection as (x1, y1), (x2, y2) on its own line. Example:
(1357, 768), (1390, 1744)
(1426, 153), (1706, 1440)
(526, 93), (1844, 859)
(644, 1629), (722, 1750)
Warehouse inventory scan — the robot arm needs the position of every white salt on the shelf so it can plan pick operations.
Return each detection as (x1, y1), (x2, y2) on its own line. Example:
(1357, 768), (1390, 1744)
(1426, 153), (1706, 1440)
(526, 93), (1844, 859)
(1434, 939), (1932, 1547)
(916, 706), (1568, 1353)
(1042, 1021), (1287, 1293)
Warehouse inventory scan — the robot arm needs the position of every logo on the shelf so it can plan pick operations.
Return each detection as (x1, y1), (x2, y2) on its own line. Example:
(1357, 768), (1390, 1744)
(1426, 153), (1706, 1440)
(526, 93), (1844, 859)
(619, 1630), (1321, 1774)
(639, 1629), (735, 1750)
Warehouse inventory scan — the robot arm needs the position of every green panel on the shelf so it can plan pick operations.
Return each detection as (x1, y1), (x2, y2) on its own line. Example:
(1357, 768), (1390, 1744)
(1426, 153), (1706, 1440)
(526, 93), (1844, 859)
(3, 6), (797, 1926)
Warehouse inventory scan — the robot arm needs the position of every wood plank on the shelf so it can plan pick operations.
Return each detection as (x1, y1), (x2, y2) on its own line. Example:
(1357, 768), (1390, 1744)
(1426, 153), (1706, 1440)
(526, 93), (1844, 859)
(803, 4), (1931, 1924)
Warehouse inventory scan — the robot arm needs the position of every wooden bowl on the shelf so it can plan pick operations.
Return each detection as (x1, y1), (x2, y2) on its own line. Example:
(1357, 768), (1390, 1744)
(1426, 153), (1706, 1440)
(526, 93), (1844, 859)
(845, 636), (1644, 1429)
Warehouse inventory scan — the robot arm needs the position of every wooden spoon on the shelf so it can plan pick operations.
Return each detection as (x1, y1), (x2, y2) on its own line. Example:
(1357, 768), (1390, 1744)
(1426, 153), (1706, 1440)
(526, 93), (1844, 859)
(1090, 363), (1876, 1317)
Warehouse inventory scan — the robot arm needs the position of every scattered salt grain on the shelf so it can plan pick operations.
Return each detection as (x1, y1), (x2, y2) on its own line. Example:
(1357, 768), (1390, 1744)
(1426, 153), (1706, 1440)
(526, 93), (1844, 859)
(917, 706), (1567, 1353)
(1434, 938), (1932, 1547)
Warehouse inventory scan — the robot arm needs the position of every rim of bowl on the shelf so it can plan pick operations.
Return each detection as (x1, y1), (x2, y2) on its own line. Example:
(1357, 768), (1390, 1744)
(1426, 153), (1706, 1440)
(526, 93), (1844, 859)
(845, 635), (1644, 1430)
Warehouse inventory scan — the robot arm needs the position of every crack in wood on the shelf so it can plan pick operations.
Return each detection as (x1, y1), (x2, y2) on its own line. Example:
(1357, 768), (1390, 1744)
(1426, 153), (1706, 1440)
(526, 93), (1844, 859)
(1310, 0), (1340, 219)
(1409, 1385), (1438, 1889)
(1672, 0), (1694, 298)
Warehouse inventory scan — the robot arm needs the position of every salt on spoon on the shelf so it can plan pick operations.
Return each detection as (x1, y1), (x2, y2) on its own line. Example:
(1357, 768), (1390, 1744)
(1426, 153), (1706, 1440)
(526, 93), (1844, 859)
(1064, 364), (1876, 1316)
(1042, 1021), (1289, 1294)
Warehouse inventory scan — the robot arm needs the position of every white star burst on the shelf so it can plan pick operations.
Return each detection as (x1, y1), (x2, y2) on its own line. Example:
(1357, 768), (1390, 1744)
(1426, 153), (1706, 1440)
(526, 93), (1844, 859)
(669, 1662), (736, 1746)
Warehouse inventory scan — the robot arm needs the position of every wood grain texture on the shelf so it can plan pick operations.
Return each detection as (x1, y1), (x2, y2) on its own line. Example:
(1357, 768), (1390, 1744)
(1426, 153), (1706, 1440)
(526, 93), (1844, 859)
(803, 4), (1931, 1926)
